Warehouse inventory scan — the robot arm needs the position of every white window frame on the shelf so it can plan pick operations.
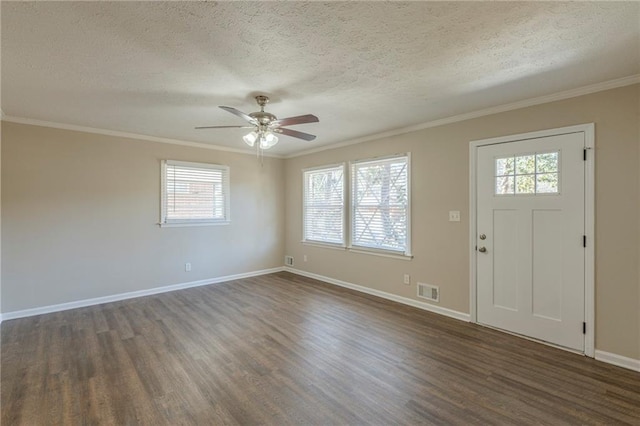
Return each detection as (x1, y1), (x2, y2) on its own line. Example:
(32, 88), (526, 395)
(160, 160), (230, 227)
(302, 163), (346, 247)
(349, 153), (412, 257)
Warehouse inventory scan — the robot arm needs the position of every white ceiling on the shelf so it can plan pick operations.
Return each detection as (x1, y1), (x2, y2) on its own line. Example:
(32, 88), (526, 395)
(2, 2), (639, 156)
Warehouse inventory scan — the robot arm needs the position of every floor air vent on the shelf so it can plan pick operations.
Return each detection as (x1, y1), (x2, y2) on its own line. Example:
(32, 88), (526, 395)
(417, 283), (439, 302)
(284, 256), (294, 267)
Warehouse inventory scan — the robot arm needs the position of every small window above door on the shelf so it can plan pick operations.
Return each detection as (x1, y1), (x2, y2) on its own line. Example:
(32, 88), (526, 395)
(495, 151), (559, 195)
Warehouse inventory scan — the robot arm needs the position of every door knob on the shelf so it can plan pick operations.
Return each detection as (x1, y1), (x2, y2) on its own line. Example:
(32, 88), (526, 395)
(478, 247), (487, 253)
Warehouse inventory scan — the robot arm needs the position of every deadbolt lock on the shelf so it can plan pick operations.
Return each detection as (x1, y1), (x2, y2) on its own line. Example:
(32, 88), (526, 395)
(479, 234), (486, 240)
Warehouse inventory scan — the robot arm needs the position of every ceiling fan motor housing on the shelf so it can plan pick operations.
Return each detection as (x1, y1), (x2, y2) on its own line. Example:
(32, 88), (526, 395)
(250, 96), (276, 125)
(249, 111), (277, 126)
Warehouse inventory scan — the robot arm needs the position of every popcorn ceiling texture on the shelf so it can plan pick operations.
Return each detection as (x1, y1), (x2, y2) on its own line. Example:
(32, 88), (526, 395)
(2, 1), (639, 154)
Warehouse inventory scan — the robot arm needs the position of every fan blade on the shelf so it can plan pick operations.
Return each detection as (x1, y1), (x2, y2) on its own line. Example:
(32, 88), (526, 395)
(195, 125), (254, 129)
(219, 106), (257, 124)
(276, 127), (316, 141)
(272, 114), (319, 127)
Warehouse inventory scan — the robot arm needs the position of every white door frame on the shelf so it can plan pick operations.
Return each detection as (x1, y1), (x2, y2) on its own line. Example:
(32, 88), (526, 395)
(469, 124), (595, 357)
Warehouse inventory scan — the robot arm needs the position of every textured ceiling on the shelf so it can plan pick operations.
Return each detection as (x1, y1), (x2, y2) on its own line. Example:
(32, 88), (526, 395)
(2, 1), (639, 155)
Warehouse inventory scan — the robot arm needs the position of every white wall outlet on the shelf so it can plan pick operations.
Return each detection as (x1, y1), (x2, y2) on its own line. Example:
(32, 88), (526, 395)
(403, 274), (410, 285)
(449, 210), (461, 222)
(303, 255), (308, 262)
(185, 262), (191, 272)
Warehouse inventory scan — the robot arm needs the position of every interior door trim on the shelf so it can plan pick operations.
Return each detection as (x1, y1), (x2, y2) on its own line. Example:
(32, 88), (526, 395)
(469, 124), (595, 357)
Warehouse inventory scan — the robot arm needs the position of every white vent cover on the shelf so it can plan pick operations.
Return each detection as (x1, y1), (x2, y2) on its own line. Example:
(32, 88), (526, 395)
(417, 283), (439, 302)
(284, 256), (294, 267)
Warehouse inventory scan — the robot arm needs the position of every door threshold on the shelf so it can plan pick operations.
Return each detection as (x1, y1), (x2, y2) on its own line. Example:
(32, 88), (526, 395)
(477, 321), (586, 357)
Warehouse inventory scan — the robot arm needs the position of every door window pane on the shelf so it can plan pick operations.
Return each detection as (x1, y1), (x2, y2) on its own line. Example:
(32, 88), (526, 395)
(496, 157), (515, 176)
(536, 173), (559, 193)
(516, 155), (535, 175)
(536, 152), (558, 173)
(495, 176), (515, 195)
(516, 175), (535, 194)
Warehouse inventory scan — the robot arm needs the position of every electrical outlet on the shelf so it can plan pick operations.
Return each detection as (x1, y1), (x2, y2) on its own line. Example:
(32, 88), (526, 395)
(185, 262), (191, 272)
(303, 255), (308, 262)
(403, 274), (410, 285)
(449, 210), (461, 222)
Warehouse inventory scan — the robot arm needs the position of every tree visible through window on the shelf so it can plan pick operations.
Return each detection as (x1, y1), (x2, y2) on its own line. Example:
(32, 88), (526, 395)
(303, 165), (345, 244)
(351, 155), (409, 254)
(495, 151), (559, 195)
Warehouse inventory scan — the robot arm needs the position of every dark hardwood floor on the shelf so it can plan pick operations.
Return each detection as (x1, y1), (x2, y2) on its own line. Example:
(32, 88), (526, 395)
(2, 272), (639, 425)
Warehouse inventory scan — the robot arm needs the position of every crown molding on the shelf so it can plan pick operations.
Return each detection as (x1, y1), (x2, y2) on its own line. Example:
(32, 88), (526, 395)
(0, 116), (285, 159)
(286, 74), (640, 158)
(2, 74), (638, 160)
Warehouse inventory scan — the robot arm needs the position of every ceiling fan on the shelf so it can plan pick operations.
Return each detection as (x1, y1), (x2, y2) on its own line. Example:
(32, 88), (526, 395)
(196, 95), (319, 151)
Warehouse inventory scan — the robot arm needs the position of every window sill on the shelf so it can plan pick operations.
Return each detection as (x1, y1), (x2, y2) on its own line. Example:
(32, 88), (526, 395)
(159, 221), (230, 228)
(301, 240), (413, 260)
(301, 240), (347, 251)
(348, 247), (413, 261)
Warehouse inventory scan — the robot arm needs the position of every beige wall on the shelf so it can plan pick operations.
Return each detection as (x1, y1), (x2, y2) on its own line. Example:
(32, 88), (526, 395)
(1, 122), (285, 312)
(285, 84), (640, 360)
(0, 121), (3, 313)
(2, 84), (639, 361)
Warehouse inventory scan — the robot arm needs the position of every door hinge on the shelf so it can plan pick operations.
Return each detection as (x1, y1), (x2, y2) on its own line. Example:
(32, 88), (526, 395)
(583, 235), (587, 247)
(583, 322), (586, 334)
(583, 148), (587, 161)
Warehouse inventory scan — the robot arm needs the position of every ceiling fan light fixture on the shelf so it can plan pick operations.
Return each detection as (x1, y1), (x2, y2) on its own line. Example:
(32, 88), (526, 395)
(260, 132), (279, 149)
(243, 131), (258, 147)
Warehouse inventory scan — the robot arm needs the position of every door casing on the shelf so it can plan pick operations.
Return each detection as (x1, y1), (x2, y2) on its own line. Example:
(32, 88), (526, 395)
(469, 124), (595, 357)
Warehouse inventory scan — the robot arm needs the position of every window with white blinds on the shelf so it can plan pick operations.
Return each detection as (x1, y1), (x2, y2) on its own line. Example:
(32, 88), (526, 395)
(161, 160), (230, 226)
(351, 155), (410, 254)
(303, 164), (345, 245)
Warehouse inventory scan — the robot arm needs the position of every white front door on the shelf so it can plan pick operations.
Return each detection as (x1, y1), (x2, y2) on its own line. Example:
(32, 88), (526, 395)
(476, 132), (586, 352)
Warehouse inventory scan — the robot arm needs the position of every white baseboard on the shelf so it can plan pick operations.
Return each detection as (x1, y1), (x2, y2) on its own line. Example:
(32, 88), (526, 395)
(1, 267), (284, 322)
(595, 350), (640, 372)
(285, 267), (471, 322)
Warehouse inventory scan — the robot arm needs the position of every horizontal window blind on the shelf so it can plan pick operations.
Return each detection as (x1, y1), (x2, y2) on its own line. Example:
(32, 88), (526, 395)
(303, 165), (345, 244)
(163, 160), (230, 224)
(352, 156), (409, 253)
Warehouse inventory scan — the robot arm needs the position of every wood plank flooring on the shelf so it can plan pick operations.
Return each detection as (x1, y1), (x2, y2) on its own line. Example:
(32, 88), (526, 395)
(2, 272), (639, 425)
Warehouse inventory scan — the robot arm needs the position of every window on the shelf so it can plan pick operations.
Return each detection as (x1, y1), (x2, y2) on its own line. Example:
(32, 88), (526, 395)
(351, 155), (410, 255)
(495, 151), (559, 195)
(301, 155), (411, 258)
(161, 160), (230, 226)
(303, 164), (345, 244)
